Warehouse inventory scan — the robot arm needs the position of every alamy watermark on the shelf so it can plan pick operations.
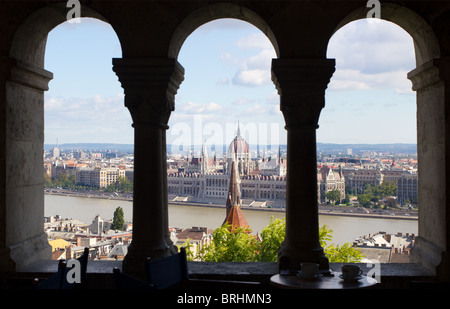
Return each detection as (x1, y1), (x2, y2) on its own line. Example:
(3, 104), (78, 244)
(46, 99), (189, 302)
(168, 115), (284, 155)
(65, 259), (82, 284)
(66, 0), (81, 24)
(366, 259), (382, 283)
(367, 0), (381, 21)
(65, 0), (381, 23)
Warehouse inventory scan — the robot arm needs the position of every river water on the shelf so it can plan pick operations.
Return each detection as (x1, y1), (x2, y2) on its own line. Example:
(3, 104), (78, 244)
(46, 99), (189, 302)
(45, 195), (418, 245)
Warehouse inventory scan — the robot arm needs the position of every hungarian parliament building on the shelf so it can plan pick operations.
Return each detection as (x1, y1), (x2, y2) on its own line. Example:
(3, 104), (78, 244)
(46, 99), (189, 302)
(166, 127), (346, 208)
(49, 125), (417, 207)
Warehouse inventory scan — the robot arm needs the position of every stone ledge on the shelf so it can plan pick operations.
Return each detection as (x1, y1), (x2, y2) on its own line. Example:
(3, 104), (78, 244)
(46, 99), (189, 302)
(15, 260), (434, 281)
(2, 261), (444, 294)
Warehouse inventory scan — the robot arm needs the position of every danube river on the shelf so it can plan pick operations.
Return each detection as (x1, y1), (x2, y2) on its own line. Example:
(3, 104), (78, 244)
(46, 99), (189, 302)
(45, 195), (418, 245)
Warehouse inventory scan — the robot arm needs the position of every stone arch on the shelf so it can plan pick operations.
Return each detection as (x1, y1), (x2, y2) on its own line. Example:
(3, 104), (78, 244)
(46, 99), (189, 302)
(168, 2), (279, 59)
(4, 3), (121, 270)
(329, 2), (440, 66)
(10, 3), (120, 68)
(327, 3), (448, 277)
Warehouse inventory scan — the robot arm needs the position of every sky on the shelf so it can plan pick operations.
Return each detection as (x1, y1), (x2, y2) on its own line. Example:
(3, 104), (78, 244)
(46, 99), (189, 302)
(44, 17), (416, 154)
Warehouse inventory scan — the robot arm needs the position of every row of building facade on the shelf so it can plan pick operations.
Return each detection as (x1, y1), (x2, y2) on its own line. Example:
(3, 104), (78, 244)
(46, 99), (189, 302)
(45, 128), (418, 207)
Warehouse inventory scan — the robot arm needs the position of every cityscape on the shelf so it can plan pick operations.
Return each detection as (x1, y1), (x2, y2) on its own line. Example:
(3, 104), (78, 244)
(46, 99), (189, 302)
(39, 12), (419, 266)
(43, 127), (418, 264)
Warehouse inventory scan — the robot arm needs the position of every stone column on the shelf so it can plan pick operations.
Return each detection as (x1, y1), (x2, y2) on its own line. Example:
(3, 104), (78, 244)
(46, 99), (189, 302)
(407, 58), (450, 280)
(0, 57), (16, 272)
(1, 58), (53, 271)
(271, 58), (335, 272)
(113, 58), (184, 275)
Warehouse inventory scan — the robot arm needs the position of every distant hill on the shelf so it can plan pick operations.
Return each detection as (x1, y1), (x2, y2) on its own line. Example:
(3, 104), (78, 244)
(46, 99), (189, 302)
(45, 142), (417, 155)
(44, 143), (134, 153)
(316, 143), (417, 155)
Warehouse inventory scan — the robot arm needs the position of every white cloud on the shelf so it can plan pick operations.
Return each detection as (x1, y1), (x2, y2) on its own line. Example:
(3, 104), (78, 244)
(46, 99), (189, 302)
(226, 32), (276, 87)
(328, 19), (415, 75)
(220, 51), (239, 65)
(232, 98), (254, 105)
(44, 93), (132, 144)
(180, 101), (223, 114)
(266, 91), (280, 105)
(235, 33), (274, 50)
(241, 104), (270, 117)
(232, 69), (271, 87)
(328, 69), (413, 93)
(216, 77), (230, 86)
(245, 49), (276, 70)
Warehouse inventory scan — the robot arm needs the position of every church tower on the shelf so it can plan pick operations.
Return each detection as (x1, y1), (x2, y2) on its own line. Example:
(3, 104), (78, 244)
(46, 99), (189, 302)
(222, 160), (251, 233)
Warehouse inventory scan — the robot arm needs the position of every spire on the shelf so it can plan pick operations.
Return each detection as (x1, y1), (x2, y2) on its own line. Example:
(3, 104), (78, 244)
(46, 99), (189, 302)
(278, 145), (282, 164)
(201, 140), (208, 159)
(237, 119), (241, 137)
(225, 161), (240, 214)
(201, 140), (208, 174)
(222, 160), (250, 233)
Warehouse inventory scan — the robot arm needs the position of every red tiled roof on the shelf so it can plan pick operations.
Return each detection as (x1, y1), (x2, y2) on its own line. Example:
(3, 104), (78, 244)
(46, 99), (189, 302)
(223, 205), (251, 233)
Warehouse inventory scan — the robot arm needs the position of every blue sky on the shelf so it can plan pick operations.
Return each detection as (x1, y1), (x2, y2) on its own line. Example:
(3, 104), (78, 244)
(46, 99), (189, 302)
(44, 17), (416, 154)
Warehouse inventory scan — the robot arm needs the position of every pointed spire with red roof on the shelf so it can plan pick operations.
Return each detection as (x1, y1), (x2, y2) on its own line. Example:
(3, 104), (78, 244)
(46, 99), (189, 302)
(222, 160), (251, 233)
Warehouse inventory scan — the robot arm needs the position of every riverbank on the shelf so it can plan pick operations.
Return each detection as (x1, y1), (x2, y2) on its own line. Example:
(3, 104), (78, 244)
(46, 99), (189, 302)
(44, 188), (418, 221)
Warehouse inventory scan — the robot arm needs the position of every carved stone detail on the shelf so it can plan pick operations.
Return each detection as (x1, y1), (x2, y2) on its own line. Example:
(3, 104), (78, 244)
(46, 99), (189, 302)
(8, 59), (53, 92)
(113, 58), (184, 128)
(271, 58), (335, 129)
(408, 58), (450, 91)
(125, 93), (173, 129)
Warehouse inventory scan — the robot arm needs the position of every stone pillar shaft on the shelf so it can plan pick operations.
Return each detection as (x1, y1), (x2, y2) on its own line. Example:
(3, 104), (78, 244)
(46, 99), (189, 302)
(1, 57), (53, 271)
(271, 58), (335, 272)
(113, 58), (184, 274)
(407, 57), (450, 280)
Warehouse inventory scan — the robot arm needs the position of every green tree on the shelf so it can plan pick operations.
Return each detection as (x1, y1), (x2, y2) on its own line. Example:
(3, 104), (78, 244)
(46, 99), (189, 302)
(187, 218), (363, 263)
(384, 197), (397, 208)
(196, 225), (257, 262)
(377, 182), (397, 198)
(320, 225), (364, 263)
(111, 206), (125, 230)
(257, 217), (286, 262)
(357, 193), (373, 207)
(44, 173), (52, 186)
(117, 176), (133, 193)
(342, 194), (351, 205)
(325, 189), (341, 204)
(104, 176), (133, 193)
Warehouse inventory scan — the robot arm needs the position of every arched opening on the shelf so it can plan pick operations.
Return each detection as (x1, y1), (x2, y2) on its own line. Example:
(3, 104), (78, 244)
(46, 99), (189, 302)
(168, 17), (284, 261)
(324, 3), (444, 273)
(322, 18), (417, 261)
(43, 18), (131, 260)
(168, 2), (279, 59)
(5, 4), (124, 270)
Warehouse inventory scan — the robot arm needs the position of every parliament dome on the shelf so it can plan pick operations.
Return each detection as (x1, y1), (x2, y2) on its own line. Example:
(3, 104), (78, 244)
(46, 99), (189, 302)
(227, 125), (250, 158)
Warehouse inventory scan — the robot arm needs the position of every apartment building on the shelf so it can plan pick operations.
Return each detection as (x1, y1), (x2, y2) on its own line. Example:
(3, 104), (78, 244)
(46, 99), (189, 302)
(76, 167), (126, 188)
(343, 168), (384, 193)
(397, 173), (419, 205)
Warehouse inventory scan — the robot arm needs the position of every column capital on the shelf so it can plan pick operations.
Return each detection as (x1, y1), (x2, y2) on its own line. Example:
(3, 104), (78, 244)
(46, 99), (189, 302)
(408, 58), (450, 91)
(1, 58), (53, 91)
(271, 58), (335, 129)
(113, 58), (184, 128)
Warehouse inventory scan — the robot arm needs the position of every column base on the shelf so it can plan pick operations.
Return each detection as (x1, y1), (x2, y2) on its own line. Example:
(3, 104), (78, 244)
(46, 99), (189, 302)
(122, 240), (171, 277)
(411, 236), (442, 277)
(3, 232), (52, 272)
(278, 241), (329, 273)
